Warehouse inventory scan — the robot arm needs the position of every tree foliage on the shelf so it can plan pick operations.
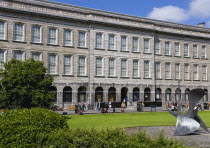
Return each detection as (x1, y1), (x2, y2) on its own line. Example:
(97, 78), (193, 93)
(0, 58), (54, 109)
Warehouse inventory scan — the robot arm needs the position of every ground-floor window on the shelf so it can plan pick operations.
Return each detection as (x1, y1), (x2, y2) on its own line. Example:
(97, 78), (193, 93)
(95, 87), (103, 102)
(108, 87), (116, 102)
(121, 87), (128, 102)
(63, 86), (72, 102)
(144, 87), (150, 101)
(165, 88), (171, 101)
(78, 87), (86, 102)
(133, 87), (139, 101)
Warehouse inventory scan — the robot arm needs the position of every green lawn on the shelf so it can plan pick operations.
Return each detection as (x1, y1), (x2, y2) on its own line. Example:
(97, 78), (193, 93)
(67, 111), (210, 130)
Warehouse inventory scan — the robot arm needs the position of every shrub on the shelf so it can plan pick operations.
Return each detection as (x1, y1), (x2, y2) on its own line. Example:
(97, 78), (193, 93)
(0, 108), (68, 147)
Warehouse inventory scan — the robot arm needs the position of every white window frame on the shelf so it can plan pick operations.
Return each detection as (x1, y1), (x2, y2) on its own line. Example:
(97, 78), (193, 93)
(0, 21), (6, 40)
(133, 60), (139, 77)
(108, 34), (115, 50)
(174, 43), (180, 56)
(155, 62), (161, 79)
(144, 61), (150, 78)
(32, 25), (41, 43)
(165, 63), (171, 79)
(144, 38), (150, 53)
(175, 63), (180, 79)
(78, 31), (87, 48)
(109, 58), (116, 77)
(202, 45), (206, 59)
(95, 32), (103, 49)
(78, 56), (87, 76)
(193, 45), (198, 58)
(184, 43), (189, 57)
(165, 41), (170, 55)
(193, 64), (199, 80)
(63, 29), (73, 46)
(48, 27), (58, 45)
(121, 36), (127, 51)
(32, 52), (42, 61)
(14, 23), (25, 42)
(48, 54), (58, 75)
(132, 37), (139, 52)
(184, 64), (189, 80)
(121, 59), (127, 77)
(63, 55), (72, 75)
(0, 50), (7, 70)
(155, 40), (160, 55)
(95, 57), (103, 76)
(13, 50), (25, 61)
(202, 65), (207, 81)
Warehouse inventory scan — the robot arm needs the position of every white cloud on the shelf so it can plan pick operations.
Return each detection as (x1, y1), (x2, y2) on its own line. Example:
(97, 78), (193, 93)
(147, 6), (188, 22)
(189, 0), (210, 18)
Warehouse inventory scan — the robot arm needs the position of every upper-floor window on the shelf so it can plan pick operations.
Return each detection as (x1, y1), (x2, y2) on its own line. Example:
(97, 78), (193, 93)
(174, 43), (180, 56)
(202, 65), (207, 80)
(14, 51), (24, 61)
(48, 54), (57, 74)
(78, 56), (86, 76)
(0, 50), (5, 70)
(202, 46), (206, 59)
(121, 36), (127, 51)
(14, 23), (24, 41)
(109, 58), (115, 77)
(184, 64), (189, 80)
(193, 64), (198, 80)
(132, 37), (138, 52)
(165, 63), (171, 79)
(108, 34), (115, 50)
(121, 59), (127, 77)
(78, 31), (86, 47)
(48, 28), (57, 45)
(32, 53), (41, 61)
(155, 41), (160, 55)
(95, 33), (102, 49)
(0, 21), (5, 40)
(155, 62), (161, 79)
(175, 63), (180, 79)
(144, 61), (150, 78)
(64, 55), (72, 75)
(165, 41), (170, 55)
(133, 60), (139, 77)
(184, 43), (189, 57)
(144, 38), (150, 53)
(64, 30), (72, 46)
(95, 57), (103, 76)
(193, 45), (198, 58)
(32, 25), (41, 43)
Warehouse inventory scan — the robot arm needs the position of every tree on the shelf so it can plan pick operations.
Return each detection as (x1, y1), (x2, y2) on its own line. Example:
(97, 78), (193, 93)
(0, 58), (54, 109)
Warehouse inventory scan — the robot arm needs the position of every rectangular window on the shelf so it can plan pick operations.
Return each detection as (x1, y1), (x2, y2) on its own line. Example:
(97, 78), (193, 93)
(175, 64), (180, 79)
(202, 65), (207, 80)
(155, 41), (160, 54)
(96, 57), (102, 76)
(184, 44), (189, 57)
(155, 62), (161, 79)
(48, 28), (57, 45)
(32, 25), (41, 43)
(0, 50), (5, 70)
(121, 36), (127, 51)
(109, 59), (115, 77)
(64, 55), (71, 75)
(165, 63), (171, 79)
(78, 57), (86, 75)
(108, 34), (115, 50)
(144, 39), (150, 53)
(78, 31), (86, 47)
(121, 59), (127, 77)
(144, 61), (150, 78)
(193, 45), (198, 58)
(202, 46), (206, 58)
(0, 21), (5, 40)
(184, 64), (189, 80)
(48, 54), (57, 74)
(14, 51), (24, 61)
(64, 30), (72, 46)
(193, 64), (198, 80)
(95, 33), (102, 49)
(174, 43), (180, 56)
(32, 53), (41, 61)
(165, 42), (170, 55)
(14, 23), (24, 41)
(133, 60), (139, 77)
(132, 37), (138, 52)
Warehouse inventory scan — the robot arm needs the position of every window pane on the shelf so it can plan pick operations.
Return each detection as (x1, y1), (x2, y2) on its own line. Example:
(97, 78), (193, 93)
(155, 41), (160, 54)
(165, 42), (170, 55)
(175, 43), (180, 56)
(193, 45), (198, 58)
(14, 51), (23, 61)
(132, 37), (138, 52)
(14, 24), (23, 41)
(0, 22), (5, 40)
(96, 58), (102, 76)
(64, 30), (72, 46)
(109, 59), (115, 76)
(121, 36), (127, 51)
(0, 50), (5, 70)
(184, 44), (189, 57)
(108, 35), (115, 50)
(121, 60), (127, 77)
(32, 26), (41, 43)
(165, 63), (171, 79)
(133, 60), (139, 77)
(202, 66), (207, 80)
(32, 53), (40, 61)
(64, 55), (71, 75)
(175, 64), (180, 79)
(78, 57), (85, 75)
(193, 65), (198, 80)
(202, 46), (206, 58)
(156, 62), (161, 79)
(184, 64), (189, 80)
(48, 55), (56, 74)
(96, 33), (102, 48)
(144, 61), (150, 78)
(49, 28), (57, 44)
(144, 39), (149, 53)
(79, 32), (86, 47)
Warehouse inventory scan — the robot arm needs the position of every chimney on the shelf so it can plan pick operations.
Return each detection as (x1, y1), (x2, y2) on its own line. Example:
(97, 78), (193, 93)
(198, 22), (205, 27)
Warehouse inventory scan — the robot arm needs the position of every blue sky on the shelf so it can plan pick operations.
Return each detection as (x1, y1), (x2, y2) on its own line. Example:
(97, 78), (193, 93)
(51, 0), (210, 27)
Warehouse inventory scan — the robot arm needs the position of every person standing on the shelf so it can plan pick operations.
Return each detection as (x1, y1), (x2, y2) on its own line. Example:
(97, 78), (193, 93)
(121, 102), (126, 113)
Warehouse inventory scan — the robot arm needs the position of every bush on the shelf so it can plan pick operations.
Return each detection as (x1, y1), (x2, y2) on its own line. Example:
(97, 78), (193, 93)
(0, 108), (68, 147)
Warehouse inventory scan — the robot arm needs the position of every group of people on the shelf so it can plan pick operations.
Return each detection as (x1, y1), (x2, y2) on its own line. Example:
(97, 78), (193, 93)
(77, 102), (86, 115)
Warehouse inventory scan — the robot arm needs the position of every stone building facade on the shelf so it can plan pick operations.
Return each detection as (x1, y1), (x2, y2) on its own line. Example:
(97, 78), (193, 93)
(0, 0), (210, 109)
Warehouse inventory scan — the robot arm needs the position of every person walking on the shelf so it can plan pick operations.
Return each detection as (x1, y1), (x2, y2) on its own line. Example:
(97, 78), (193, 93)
(121, 102), (126, 113)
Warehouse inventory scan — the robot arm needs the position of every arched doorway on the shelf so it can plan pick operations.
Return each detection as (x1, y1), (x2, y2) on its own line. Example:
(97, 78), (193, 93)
(63, 86), (72, 102)
(50, 86), (57, 102)
(108, 87), (116, 102)
(175, 88), (181, 102)
(95, 87), (103, 102)
(204, 89), (208, 102)
(165, 88), (171, 101)
(144, 87), (151, 101)
(133, 87), (139, 101)
(185, 88), (190, 102)
(156, 88), (161, 102)
(121, 87), (128, 102)
(78, 87), (86, 103)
